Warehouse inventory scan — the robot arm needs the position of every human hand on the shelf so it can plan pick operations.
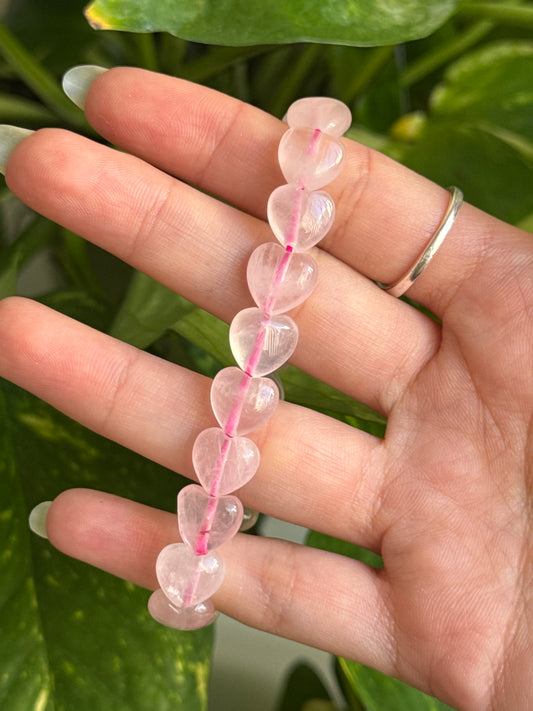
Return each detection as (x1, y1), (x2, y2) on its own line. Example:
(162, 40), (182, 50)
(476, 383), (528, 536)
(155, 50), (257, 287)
(1, 68), (531, 711)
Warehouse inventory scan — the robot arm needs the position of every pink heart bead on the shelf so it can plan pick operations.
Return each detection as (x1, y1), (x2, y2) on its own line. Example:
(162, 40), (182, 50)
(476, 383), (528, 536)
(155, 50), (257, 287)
(286, 97), (352, 137)
(278, 128), (345, 191)
(247, 242), (318, 315)
(229, 307), (298, 377)
(211, 366), (279, 436)
(148, 589), (218, 630)
(193, 427), (260, 495)
(267, 185), (335, 251)
(155, 542), (225, 609)
(178, 484), (243, 554)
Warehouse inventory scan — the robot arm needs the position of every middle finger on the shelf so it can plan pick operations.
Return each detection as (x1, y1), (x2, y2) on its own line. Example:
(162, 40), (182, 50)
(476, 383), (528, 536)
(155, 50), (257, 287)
(6, 129), (439, 415)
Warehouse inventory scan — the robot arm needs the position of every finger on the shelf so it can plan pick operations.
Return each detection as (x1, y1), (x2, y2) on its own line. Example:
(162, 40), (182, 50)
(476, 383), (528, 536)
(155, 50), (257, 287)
(5, 130), (439, 414)
(0, 297), (385, 550)
(46, 488), (394, 674)
(80, 67), (527, 314)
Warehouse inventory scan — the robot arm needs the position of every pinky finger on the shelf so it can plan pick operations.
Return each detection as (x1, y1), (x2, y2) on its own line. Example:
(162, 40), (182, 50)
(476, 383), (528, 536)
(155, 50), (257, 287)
(45, 488), (393, 675)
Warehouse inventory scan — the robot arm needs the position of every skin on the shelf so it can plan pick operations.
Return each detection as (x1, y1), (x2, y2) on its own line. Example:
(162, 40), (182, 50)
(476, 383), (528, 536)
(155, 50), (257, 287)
(1, 68), (532, 710)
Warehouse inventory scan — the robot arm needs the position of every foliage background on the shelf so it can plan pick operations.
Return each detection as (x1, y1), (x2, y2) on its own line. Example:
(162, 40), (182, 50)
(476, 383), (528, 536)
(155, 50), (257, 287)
(0, 0), (532, 709)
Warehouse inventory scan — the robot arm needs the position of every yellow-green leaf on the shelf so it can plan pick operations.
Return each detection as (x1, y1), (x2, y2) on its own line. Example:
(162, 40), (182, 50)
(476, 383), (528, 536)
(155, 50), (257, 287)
(84, 0), (462, 47)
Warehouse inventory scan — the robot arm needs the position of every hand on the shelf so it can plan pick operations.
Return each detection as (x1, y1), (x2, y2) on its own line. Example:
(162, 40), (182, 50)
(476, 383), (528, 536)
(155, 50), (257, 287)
(1, 68), (532, 711)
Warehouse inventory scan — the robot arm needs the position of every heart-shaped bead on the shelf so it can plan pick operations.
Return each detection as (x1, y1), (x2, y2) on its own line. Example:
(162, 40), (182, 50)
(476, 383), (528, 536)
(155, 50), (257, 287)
(267, 185), (335, 252)
(278, 128), (345, 191)
(286, 97), (352, 137)
(178, 484), (243, 554)
(155, 542), (225, 609)
(247, 242), (318, 315)
(211, 367), (279, 436)
(229, 307), (298, 377)
(193, 427), (260, 495)
(148, 589), (218, 630)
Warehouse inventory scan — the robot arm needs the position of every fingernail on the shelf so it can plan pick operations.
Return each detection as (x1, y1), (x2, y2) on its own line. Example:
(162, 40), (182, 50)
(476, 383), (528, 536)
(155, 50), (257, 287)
(29, 501), (53, 539)
(62, 64), (108, 110)
(0, 125), (34, 175)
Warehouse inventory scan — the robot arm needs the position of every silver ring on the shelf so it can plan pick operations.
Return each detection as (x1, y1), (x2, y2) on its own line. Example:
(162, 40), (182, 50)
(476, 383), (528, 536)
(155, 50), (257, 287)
(377, 186), (463, 298)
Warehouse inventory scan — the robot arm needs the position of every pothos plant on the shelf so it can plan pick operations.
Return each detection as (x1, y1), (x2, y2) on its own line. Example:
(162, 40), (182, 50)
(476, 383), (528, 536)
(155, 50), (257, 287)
(0, 0), (532, 709)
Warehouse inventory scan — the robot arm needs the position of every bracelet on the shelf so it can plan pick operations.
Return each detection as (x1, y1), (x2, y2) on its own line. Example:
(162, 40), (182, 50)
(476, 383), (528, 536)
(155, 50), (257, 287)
(148, 97), (352, 630)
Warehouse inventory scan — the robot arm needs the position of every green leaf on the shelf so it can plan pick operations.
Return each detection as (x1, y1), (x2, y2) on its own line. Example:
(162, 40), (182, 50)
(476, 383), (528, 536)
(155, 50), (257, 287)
(0, 22), (87, 128)
(399, 18), (494, 89)
(306, 530), (383, 569)
(38, 290), (113, 333)
(280, 367), (385, 430)
(0, 216), (56, 299)
(337, 658), (456, 711)
(460, 2), (533, 30)
(0, 387), (51, 711)
(85, 0), (462, 47)
(277, 662), (332, 711)
(302, 703), (341, 711)
(173, 308), (385, 428)
(0, 94), (57, 126)
(0, 291), (212, 710)
(517, 209), (533, 233)
(172, 308), (234, 370)
(399, 41), (533, 225)
(180, 45), (274, 84)
(58, 230), (106, 299)
(3, 0), (96, 72)
(109, 271), (195, 349)
(0, 377), (212, 711)
(430, 41), (533, 136)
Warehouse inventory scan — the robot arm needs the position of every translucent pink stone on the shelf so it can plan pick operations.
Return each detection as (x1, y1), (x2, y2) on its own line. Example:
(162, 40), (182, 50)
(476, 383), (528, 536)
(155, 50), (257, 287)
(267, 185), (335, 251)
(229, 307), (298, 377)
(155, 542), (225, 609)
(286, 97), (352, 137)
(278, 128), (345, 190)
(193, 427), (260, 496)
(178, 484), (243, 554)
(210, 367), (279, 436)
(247, 243), (318, 315)
(148, 589), (218, 630)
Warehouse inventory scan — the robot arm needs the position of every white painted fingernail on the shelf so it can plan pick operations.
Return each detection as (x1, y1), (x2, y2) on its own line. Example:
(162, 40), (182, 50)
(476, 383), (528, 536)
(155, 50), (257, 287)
(62, 64), (108, 110)
(0, 125), (34, 175)
(29, 501), (53, 539)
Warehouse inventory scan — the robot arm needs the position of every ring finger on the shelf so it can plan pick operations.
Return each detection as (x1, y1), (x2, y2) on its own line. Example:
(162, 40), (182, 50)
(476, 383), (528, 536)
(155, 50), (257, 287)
(0, 297), (385, 550)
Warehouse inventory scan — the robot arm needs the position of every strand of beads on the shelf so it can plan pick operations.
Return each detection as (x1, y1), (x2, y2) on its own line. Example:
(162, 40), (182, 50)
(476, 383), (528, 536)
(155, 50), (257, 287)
(148, 97), (352, 631)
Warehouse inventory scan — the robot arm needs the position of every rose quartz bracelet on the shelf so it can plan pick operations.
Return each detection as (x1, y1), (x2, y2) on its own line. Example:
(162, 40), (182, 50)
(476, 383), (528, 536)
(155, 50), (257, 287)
(148, 97), (352, 631)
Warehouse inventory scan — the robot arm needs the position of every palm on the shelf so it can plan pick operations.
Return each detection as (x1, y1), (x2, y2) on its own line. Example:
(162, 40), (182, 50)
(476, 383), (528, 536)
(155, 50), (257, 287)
(379, 263), (533, 707)
(1, 69), (531, 711)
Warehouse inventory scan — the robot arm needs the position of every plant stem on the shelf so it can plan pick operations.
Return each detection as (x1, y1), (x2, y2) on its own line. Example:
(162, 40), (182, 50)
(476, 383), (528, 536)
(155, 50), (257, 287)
(0, 95), (57, 125)
(134, 32), (159, 72)
(182, 45), (272, 83)
(460, 2), (533, 28)
(340, 45), (395, 104)
(159, 32), (187, 76)
(400, 19), (494, 88)
(0, 22), (86, 128)
(270, 43), (323, 118)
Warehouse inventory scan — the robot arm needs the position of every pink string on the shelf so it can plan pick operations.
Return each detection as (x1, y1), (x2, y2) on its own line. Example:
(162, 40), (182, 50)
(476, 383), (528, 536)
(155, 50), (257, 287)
(192, 373), (251, 558)
(184, 374), (252, 600)
(184, 129), (323, 606)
